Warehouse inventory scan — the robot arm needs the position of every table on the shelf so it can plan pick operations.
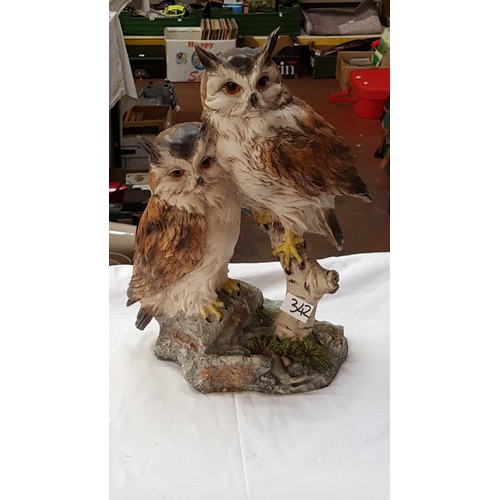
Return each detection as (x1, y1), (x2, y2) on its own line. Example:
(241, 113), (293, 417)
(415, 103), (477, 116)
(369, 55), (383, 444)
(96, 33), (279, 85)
(110, 252), (390, 500)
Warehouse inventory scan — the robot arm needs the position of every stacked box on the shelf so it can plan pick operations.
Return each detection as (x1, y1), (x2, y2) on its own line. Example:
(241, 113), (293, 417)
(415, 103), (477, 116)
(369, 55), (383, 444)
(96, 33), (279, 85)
(335, 51), (376, 90)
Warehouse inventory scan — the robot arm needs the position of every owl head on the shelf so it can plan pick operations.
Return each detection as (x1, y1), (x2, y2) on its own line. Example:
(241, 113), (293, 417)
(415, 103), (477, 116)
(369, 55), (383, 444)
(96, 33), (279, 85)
(138, 123), (224, 211)
(195, 27), (292, 118)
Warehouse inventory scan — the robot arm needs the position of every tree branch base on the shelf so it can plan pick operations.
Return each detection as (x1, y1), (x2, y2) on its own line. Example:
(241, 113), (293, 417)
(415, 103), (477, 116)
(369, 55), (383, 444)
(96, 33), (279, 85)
(154, 282), (347, 394)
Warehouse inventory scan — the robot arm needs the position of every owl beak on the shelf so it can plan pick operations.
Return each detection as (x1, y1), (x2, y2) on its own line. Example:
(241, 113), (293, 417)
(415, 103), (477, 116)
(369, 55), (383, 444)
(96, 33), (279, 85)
(196, 177), (204, 186)
(249, 93), (258, 108)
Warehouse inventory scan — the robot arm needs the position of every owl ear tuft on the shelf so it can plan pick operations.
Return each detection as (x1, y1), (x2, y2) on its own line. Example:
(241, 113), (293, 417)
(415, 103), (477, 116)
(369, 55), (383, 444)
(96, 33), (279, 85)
(195, 45), (222, 71)
(258, 27), (281, 64)
(137, 136), (161, 164)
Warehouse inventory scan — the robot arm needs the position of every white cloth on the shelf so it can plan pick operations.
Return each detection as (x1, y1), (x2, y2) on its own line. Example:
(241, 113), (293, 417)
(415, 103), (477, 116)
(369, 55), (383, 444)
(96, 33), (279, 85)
(110, 253), (390, 500)
(109, 8), (137, 110)
(109, 0), (131, 12)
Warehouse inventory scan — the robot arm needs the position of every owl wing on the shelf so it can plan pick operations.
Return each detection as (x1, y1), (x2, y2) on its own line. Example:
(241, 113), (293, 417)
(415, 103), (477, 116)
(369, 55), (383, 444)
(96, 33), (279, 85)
(126, 195), (207, 307)
(266, 97), (371, 201)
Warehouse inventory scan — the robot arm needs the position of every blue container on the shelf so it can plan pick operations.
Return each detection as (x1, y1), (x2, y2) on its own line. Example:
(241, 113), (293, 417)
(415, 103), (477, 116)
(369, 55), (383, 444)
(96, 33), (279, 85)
(223, 2), (243, 14)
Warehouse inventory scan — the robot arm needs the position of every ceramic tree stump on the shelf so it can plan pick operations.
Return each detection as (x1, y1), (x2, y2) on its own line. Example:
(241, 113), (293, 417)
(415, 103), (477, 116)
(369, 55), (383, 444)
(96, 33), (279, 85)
(153, 278), (348, 395)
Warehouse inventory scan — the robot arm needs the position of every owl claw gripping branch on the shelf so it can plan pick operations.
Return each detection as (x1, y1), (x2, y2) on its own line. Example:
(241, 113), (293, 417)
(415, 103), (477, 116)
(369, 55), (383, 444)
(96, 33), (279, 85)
(272, 230), (305, 272)
(195, 27), (371, 269)
(200, 301), (226, 323)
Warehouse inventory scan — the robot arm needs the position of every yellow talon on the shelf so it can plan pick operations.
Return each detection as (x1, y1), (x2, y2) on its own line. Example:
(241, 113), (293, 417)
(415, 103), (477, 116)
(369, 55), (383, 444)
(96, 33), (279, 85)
(272, 230), (305, 271)
(253, 212), (271, 226)
(222, 278), (240, 295)
(200, 301), (225, 321)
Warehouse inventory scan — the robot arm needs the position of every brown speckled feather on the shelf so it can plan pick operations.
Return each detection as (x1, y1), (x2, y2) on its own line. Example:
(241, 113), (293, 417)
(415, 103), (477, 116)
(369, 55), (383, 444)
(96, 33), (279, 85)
(264, 97), (371, 201)
(126, 195), (207, 306)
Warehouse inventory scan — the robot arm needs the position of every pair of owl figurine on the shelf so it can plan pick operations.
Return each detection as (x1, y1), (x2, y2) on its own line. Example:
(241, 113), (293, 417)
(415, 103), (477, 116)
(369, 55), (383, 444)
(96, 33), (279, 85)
(126, 28), (371, 330)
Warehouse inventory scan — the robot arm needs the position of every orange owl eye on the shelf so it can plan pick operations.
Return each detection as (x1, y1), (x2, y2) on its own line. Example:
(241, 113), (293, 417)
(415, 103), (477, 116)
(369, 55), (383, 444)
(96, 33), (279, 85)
(169, 170), (185, 178)
(257, 75), (269, 90)
(201, 157), (213, 169)
(223, 81), (241, 95)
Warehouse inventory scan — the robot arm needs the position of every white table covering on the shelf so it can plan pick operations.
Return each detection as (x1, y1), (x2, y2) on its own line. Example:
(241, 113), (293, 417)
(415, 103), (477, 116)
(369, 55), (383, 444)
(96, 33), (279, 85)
(110, 252), (390, 500)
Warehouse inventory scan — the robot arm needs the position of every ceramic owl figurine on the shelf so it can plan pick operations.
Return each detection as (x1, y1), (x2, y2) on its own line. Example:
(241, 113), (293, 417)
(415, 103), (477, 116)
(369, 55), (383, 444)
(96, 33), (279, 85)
(195, 28), (371, 270)
(126, 123), (241, 330)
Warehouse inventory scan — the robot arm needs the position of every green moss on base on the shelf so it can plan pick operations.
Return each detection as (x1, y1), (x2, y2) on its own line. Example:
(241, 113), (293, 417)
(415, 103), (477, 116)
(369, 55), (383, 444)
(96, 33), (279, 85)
(247, 335), (332, 373)
(255, 305), (278, 327)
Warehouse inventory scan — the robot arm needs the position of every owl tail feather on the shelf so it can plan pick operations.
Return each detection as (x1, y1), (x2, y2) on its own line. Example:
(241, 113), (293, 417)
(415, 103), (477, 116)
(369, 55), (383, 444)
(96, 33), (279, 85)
(323, 208), (344, 251)
(135, 306), (156, 331)
(350, 175), (372, 203)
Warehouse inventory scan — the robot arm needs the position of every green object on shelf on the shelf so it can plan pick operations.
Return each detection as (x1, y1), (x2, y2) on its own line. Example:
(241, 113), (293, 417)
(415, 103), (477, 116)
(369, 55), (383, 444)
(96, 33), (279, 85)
(119, 9), (205, 35)
(119, 3), (302, 37)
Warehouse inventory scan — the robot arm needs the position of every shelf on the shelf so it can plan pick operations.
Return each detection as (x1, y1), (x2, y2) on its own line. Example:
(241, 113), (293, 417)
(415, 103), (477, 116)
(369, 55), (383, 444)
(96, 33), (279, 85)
(227, 32), (382, 46)
(124, 32), (381, 48)
(297, 32), (381, 46)
(125, 36), (165, 45)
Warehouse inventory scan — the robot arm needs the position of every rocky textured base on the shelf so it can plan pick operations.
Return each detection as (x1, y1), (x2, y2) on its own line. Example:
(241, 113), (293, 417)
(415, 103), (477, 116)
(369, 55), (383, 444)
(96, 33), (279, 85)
(154, 282), (348, 394)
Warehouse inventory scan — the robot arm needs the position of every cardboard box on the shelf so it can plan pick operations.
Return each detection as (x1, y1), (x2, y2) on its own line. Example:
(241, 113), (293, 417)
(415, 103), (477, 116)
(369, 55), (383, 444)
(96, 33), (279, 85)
(335, 51), (376, 90)
(164, 27), (236, 82)
(242, 35), (300, 78)
(308, 43), (338, 79)
(121, 104), (178, 169)
(122, 106), (173, 135)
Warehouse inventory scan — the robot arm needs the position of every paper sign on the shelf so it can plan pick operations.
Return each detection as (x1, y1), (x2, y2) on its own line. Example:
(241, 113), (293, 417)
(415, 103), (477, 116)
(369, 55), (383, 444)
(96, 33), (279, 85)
(280, 293), (315, 323)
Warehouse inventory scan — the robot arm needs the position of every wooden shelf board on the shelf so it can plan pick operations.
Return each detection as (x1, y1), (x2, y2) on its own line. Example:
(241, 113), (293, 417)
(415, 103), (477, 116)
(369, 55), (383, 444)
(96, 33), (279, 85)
(124, 32), (383, 47)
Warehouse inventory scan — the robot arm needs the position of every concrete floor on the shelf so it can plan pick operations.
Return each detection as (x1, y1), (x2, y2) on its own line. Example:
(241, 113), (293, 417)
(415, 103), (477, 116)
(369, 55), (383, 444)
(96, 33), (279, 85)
(137, 66), (390, 263)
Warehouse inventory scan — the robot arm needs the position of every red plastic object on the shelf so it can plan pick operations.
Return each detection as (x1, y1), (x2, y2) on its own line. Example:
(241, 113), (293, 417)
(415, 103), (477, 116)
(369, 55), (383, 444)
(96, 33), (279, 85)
(109, 182), (128, 203)
(329, 68), (390, 119)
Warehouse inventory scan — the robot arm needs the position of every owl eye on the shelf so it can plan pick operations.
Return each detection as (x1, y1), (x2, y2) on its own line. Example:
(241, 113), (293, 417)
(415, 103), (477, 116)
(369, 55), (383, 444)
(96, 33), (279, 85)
(169, 170), (185, 178)
(257, 75), (269, 90)
(223, 81), (241, 95)
(201, 157), (214, 169)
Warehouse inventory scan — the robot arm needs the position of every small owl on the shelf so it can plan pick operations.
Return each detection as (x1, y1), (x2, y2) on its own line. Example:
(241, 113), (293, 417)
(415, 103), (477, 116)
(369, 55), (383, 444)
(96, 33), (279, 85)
(126, 123), (241, 330)
(195, 29), (371, 270)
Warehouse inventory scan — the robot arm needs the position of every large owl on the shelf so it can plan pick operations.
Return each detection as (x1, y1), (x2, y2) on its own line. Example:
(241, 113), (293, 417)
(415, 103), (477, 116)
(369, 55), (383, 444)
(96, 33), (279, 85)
(126, 123), (241, 330)
(195, 29), (371, 270)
